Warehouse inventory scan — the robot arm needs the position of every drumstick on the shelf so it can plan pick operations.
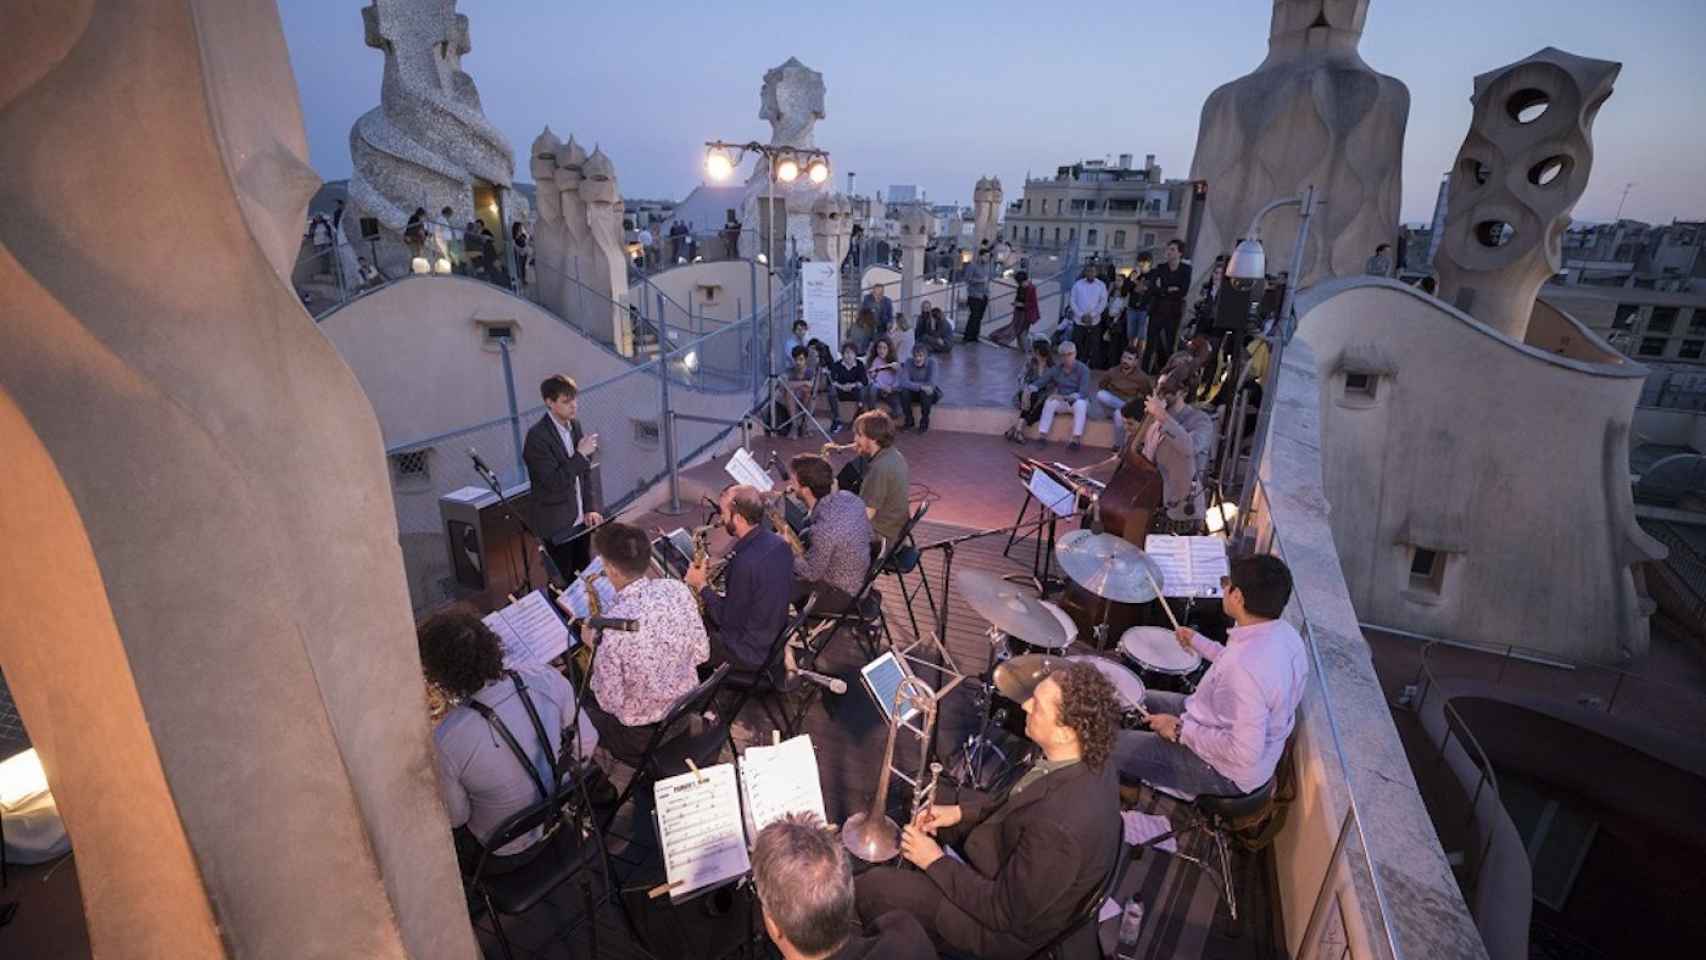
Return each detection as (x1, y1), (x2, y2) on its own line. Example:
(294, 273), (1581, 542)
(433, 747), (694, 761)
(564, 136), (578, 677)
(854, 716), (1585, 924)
(1142, 568), (1183, 632)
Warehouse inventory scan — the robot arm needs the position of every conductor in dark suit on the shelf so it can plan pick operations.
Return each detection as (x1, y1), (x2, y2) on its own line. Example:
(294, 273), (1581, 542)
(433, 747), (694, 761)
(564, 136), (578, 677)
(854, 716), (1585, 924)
(854, 662), (1123, 960)
(522, 375), (604, 581)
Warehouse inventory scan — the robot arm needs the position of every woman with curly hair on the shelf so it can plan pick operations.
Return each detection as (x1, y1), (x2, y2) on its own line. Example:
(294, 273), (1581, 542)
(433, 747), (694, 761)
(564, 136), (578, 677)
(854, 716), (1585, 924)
(853, 662), (1122, 959)
(419, 608), (599, 876)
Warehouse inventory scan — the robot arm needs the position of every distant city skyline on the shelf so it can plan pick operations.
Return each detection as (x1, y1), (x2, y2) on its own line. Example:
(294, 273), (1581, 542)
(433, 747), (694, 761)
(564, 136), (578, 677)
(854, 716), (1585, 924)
(280, 0), (1706, 226)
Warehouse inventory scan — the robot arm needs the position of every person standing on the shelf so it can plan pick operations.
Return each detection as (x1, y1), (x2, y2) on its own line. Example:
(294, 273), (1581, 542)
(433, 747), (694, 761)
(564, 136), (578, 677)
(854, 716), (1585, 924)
(521, 375), (604, 579)
(1143, 239), (1191, 374)
(436, 206), (460, 272)
(686, 485), (794, 672)
(511, 221), (530, 289)
(962, 251), (992, 343)
(582, 522), (710, 762)
(636, 224), (654, 270)
(1030, 340), (1092, 450)
(992, 269), (1040, 347)
(1125, 252), (1154, 360)
(1067, 266), (1108, 365)
(1365, 242), (1394, 277)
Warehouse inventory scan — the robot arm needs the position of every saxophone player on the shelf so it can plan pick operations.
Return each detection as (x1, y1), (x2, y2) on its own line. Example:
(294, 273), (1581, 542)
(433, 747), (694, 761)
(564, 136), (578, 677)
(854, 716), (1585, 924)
(786, 454), (872, 613)
(686, 485), (795, 674)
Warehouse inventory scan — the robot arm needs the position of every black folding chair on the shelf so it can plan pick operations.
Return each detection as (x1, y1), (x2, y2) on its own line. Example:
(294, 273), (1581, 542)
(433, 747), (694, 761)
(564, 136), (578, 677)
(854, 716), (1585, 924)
(601, 663), (734, 832)
(878, 501), (934, 644)
(719, 596), (820, 742)
(466, 777), (624, 960)
(1023, 835), (1133, 960)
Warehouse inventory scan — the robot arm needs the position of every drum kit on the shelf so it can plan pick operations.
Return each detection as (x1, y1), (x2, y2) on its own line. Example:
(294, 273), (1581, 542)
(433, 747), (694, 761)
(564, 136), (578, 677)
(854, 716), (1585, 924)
(952, 535), (1208, 788)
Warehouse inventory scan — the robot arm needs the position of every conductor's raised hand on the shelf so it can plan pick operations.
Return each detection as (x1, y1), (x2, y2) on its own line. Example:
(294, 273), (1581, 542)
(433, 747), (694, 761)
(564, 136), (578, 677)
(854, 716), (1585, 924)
(577, 432), (600, 458)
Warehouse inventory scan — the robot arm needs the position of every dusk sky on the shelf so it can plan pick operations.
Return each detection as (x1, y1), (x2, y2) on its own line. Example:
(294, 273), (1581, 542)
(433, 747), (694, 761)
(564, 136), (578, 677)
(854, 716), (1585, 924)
(280, 0), (1706, 225)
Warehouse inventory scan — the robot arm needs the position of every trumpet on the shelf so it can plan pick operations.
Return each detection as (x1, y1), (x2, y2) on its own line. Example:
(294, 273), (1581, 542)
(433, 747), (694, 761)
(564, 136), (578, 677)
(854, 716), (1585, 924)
(820, 440), (859, 458)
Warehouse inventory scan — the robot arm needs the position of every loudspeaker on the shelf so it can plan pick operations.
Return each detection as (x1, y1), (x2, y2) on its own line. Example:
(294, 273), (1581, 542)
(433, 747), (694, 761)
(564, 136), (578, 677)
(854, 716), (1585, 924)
(438, 481), (536, 607)
(1212, 283), (1254, 333)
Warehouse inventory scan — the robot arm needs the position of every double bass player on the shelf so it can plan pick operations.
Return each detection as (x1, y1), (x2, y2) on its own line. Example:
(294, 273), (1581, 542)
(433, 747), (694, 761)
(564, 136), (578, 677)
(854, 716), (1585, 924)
(1083, 355), (1216, 543)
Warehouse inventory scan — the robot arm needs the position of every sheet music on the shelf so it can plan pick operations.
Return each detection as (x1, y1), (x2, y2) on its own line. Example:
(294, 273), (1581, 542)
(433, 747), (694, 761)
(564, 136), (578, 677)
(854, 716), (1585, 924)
(724, 447), (775, 492)
(739, 735), (828, 839)
(654, 764), (750, 901)
(482, 590), (572, 667)
(555, 557), (620, 621)
(1027, 466), (1077, 518)
(1143, 535), (1229, 598)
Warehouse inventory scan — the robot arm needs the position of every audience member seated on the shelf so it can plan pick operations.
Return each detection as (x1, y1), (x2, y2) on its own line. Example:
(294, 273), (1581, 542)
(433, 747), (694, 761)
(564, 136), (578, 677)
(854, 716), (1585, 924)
(787, 453), (873, 612)
(1113, 555), (1306, 797)
(781, 345), (821, 437)
(687, 485), (794, 673)
(419, 610), (599, 876)
(753, 813), (935, 960)
(855, 663), (1122, 959)
(915, 305), (954, 355)
(1004, 339), (1053, 443)
(827, 342), (868, 434)
(581, 522), (710, 762)
(1095, 347), (1153, 450)
(899, 343), (941, 433)
(852, 410), (910, 548)
(1027, 340), (1092, 450)
(865, 338), (903, 421)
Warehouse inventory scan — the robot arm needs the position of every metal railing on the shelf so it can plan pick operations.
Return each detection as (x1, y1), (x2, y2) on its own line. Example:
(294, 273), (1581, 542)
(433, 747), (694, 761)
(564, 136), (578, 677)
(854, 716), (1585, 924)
(1411, 641), (1503, 905)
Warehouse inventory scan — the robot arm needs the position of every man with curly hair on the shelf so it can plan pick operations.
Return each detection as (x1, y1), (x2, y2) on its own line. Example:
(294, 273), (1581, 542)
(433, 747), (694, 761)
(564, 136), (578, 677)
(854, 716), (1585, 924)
(419, 609), (598, 876)
(854, 663), (1122, 959)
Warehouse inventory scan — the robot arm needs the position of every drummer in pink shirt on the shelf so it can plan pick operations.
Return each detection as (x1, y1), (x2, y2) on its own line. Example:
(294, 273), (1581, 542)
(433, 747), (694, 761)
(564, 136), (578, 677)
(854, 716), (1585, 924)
(1113, 555), (1307, 797)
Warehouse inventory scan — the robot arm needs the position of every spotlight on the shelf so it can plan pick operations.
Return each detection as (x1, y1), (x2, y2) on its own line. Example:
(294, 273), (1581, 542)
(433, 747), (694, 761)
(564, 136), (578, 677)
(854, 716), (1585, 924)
(756, 253), (769, 265)
(683, 349), (700, 372)
(433, 257), (452, 275)
(775, 153), (800, 183)
(807, 157), (830, 184)
(411, 257), (430, 275)
(705, 147), (735, 182)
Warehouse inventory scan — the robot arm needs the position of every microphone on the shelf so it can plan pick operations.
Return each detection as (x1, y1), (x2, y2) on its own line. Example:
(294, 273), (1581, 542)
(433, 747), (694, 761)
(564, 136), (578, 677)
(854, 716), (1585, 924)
(468, 448), (497, 483)
(585, 615), (639, 632)
(793, 668), (848, 695)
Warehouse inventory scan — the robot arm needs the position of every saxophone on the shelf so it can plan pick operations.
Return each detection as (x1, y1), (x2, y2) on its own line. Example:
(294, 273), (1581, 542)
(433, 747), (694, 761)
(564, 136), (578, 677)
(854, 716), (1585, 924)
(767, 495), (807, 558)
(821, 440), (859, 458)
(571, 568), (606, 674)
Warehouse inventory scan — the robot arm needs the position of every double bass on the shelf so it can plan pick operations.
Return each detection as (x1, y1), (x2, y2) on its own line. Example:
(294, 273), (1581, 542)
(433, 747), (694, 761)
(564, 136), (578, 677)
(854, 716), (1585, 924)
(1095, 347), (1213, 548)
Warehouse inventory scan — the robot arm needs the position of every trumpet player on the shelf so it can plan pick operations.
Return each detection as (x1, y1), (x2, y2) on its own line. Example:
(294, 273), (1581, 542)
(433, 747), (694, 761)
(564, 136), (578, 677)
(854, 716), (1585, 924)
(687, 484), (795, 673)
(787, 454), (871, 612)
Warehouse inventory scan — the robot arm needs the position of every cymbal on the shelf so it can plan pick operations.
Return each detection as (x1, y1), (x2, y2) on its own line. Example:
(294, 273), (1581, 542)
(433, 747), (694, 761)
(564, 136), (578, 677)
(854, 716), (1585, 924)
(1055, 529), (1163, 603)
(955, 570), (1072, 647)
(992, 654), (1070, 702)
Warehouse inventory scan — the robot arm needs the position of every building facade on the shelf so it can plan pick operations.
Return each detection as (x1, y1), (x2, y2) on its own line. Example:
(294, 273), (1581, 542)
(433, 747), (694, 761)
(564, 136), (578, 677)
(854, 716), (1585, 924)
(1003, 153), (1193, 269)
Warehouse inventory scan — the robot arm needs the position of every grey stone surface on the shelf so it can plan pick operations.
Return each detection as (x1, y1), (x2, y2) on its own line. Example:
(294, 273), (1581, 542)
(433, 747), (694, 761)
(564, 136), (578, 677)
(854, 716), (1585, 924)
(972, 176), (1004, 251)
(1252, 340), (1488, 960)
(1434, 48), (1621, 341)
(0, 1), (476, 956)
(1187, 0), (1408, 287)
(740, 57), (831, 263)
(347, 0), (514, 233)
(531, 130), (632, 353)
(812, 193), (854, 265)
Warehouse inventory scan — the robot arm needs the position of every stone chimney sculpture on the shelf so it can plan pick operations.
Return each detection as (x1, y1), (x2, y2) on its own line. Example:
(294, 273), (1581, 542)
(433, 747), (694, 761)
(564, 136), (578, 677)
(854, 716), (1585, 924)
(531, 130), (632, 353)
(812, 194), (855, 266)
(972, 176), (1004, 250)
(348, 1), (514, 240)
(1434, 48), (1620, 340)
(1188, 0), (1408, 287)
(742, 57), (829, 263)
(898, 205), (936, 319)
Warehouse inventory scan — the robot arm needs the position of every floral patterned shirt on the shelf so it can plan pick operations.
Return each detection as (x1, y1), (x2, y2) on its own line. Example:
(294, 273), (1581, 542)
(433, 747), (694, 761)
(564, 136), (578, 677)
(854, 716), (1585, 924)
(589, 577), (711, 727)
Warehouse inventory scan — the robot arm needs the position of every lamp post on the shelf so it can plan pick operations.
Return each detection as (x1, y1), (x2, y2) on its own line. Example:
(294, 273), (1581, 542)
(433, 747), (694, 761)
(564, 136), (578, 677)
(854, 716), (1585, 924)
(1227, 185), (1319, 551)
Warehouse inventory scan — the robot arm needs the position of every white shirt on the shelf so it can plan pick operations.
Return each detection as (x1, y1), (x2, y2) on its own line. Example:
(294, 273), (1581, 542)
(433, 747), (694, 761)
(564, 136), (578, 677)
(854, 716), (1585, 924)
(1179, 618), (1308, 793)
(1069, 278), (1107, 323)
(550, 414), (584, 525)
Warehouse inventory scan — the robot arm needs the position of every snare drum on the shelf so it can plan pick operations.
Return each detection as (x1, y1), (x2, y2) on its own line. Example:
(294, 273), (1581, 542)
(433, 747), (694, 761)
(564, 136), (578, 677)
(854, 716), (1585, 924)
(1069, 656), (1149, 729)
(1118, 626), (1203, 694)
(1003, 601), (1078, 659)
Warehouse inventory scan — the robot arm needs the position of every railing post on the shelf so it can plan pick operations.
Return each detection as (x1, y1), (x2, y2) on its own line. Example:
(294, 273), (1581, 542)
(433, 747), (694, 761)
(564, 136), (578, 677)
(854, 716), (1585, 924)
(659, 353), (682, 514)
(656, 290), (668, 353)
(498, 337), (525, 481)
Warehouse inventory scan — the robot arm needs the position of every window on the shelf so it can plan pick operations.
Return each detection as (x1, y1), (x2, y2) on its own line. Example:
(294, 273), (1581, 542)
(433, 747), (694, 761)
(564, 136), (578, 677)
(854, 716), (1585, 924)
(389, 450), (431, 489)
(1611, 303), (1640, 330)
(1649, 307), (1679, 333)
(1068, 228), (1077, 244)
(1680, 340), (1705, 360)
(1409, 547), (1445, 594)
(1086, 229), (1099, 247)
(1689, 311), (1706, 334)
(1070, 198), (1089, 213)
(1025, 199), (1032, 215)
(1022, 226), (1031, 242)
(1114, 230), (1127, 249)
(1143, 233), (1156, 248)
(1344, 372), (1378, 400)
(1054, 227), (1061, 244)
(1638, 337), (1668, 356)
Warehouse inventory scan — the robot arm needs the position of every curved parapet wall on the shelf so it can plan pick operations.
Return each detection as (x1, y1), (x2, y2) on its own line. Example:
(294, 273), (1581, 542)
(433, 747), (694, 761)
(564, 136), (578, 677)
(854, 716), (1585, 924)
(347, 0), (513, 232)
(1246, 339), (1488, 960)
(1296, 277), (1663, 664)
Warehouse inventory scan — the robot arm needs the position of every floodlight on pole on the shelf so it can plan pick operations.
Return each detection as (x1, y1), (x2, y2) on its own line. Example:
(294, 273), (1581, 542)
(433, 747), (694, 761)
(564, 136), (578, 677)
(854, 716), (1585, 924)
(705, 147), (736, 182)
(808, 157), (830, 184)
(775, 152), (801, 183)
(1227, 238), (1266, 282)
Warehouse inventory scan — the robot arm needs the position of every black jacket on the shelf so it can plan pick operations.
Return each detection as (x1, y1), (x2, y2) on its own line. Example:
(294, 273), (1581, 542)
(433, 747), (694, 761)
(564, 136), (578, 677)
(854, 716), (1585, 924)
(829, 911), (936, 960)
(521, 414), (602, 543)
(924, 761), (1120, 959)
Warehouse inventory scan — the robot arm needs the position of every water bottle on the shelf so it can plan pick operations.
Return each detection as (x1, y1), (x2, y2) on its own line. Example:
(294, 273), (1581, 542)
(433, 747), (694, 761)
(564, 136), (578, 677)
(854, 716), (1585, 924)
(1115, 892), (1146, 959)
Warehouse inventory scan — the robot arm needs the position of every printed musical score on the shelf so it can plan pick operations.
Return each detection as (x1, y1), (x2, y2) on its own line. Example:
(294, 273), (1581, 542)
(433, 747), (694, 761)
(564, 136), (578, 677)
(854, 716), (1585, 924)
(654, 764), (750, 901)
(1144, 534), (1230, 598)
(739, 735), (827, 838)
(724, 447), (775, 492)
(482, 590), (571, 667)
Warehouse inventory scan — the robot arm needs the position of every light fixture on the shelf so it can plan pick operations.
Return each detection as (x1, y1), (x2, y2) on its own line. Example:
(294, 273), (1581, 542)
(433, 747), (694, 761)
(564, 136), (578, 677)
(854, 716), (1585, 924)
(756, 252), (768, 265)
(433, 257), (452, 275)
(1227, 237), (1266, 282)
(683, 349), (700, 372)
(1206, 501), (1239, 535)
(775, 152), (800, 183)
(705, 147), (736, 182)
(807, 157), (830, 184)
(411, 257), (430, 275)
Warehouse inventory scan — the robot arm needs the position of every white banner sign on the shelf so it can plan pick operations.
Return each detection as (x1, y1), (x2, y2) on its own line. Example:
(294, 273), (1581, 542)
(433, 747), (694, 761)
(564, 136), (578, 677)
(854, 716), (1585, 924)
(799, 261), (841, 352)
